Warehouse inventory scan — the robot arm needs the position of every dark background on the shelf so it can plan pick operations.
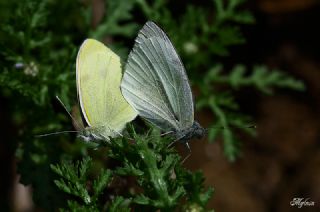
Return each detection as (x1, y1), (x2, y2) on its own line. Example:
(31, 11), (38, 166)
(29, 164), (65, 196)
(1, 0), (320, 211)
(185, 0), (320, 211)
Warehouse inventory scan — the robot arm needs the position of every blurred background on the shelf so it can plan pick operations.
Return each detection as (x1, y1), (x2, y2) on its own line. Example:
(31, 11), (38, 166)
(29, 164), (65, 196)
(0, 0), (319, 211)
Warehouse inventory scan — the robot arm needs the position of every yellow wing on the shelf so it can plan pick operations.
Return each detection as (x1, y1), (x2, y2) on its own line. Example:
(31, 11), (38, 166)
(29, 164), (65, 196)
(76, 39), (137, 136)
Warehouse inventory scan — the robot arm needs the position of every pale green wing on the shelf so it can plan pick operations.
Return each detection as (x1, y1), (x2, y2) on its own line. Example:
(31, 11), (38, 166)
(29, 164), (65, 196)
(76, 39), (137, 136)
(121, 22), (194, 131)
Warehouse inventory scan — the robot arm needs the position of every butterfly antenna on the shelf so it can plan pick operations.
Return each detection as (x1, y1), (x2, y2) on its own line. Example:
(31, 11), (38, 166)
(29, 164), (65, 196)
(55, 95), (82, 130)
(35, 130), (79, 138)
(207, 124), (256, 131)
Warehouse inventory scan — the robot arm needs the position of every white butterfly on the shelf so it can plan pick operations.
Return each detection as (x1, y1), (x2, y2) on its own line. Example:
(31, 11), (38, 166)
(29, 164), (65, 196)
(121, 21), (205, 151)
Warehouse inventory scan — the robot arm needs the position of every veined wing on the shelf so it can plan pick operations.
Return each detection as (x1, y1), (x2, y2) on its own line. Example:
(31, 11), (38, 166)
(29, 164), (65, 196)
(76, 39), (137, 134)
(121, 22), (194, 131)
(135, 21), (170, 44)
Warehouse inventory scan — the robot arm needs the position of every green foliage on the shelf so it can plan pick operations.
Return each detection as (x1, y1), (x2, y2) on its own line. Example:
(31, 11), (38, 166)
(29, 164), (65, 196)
(108, 197), (131, 212)
(90, 0), (139, 39)
(51, 128), (213, 211)
(51, 157), (114, 211)
(0, 1), (88, 209)
(89, 0), (140, 58)
(112, 131), (185, 209)
(134, 0), (305, 160)
(196, 64), (304, 160)
(0, 0), (80, 107)
(0, 0), (306, 210)
(177, 168), (214, 210)
(204, 65), (305, 94)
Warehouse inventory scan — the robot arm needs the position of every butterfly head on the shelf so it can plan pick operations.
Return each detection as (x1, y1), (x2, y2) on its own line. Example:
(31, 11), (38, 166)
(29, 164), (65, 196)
(78, 127), (111, 144)
(78, 129), (94, 142)
(78, 128), (104, 142)
(191, 121), (206, 139)
(175, 121), (205, 142)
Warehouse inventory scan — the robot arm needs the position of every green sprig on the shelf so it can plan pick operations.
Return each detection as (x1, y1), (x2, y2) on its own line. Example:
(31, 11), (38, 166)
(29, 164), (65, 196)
(51, 127), (213, 211)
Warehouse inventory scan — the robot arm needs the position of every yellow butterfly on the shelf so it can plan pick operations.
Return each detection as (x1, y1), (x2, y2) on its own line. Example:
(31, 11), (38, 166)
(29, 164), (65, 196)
(76, 39), (137, 141)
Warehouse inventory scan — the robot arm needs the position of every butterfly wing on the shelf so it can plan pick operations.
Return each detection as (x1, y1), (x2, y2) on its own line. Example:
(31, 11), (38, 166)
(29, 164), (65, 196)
(76, 39), (137, 136)
(121, 22), (194, 131)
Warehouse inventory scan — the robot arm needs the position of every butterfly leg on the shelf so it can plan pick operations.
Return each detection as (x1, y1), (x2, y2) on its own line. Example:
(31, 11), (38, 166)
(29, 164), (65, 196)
(181, 142), (191, 164)
(167, 136), (183, 148)
(167, 133), (186, 148)
(160, 131), (174, 137)
(167, 139), (178, 148)
(113, 129), (124, 138)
